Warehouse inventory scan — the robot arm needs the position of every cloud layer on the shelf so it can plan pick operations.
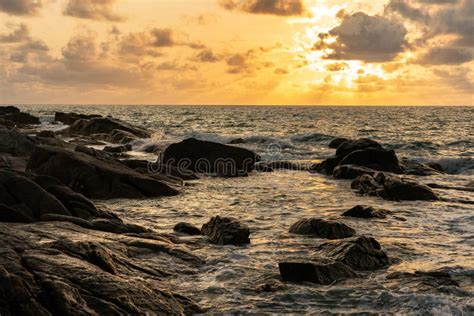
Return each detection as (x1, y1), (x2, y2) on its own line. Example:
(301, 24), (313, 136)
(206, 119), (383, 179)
(0, 0), (42, 16)
(63, 0), (125, 21)
(219, 0), (306, 16)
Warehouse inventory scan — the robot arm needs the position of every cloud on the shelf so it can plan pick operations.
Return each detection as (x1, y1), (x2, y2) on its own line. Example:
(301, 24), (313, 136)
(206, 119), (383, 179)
(433, 67), (473, 93)
(195, 49), (220, 62)
(417, 47), (473, 65)
(63, 0), (125, 22)
(0, 24), (30, 43)
(274, 67), (288, 75)
(325, 62), (348, 71)
(0, 0), (42, 16)
(219, 0), (307, 16)
(313, 12), (407, 62)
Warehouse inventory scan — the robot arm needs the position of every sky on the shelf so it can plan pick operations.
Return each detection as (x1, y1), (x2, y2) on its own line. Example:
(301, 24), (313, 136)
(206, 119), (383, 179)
(0, 0), (472, 105)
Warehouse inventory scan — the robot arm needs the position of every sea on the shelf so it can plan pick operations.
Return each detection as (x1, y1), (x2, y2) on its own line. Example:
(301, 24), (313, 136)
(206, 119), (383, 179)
(19, 105), (474, 314)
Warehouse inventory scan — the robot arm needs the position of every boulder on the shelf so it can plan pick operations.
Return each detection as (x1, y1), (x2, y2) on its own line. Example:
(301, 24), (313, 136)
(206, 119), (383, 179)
(279, 260), (356, 284)
(315, 236), (389, 271)
(289, 218), (356, 239)
(399, 158), (444, 176)
(328, 137), (349, 149)
(161, 138), (260, 177)
(122, 159), (199, 181)
(336, 138), (383, 158)
(36, 130), (55, 138)
(342, 205), (390, 219)
(0, 106), (20, 115)
(351, 173), (439, 201)
(0, 112), (40, 125)
(103, 144), (132, 153)
(174, 222), (201, 235)
(0, 155), (28, 171)
(63, 117), (151, 140)
(0, 118), (15, 128)
(27, 146), (179, 200)
(338, 148), (402, 173)
(55, 112), (101, 125)
(201, 216), (250, 245)
(333, 164), (376, 179)
(0, 128), (37, 156)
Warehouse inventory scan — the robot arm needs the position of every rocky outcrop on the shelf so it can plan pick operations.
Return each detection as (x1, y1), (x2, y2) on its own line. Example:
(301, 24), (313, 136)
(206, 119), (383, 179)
(342, 205), (390, 219)
(174, 222), (201, 235)
(399, 158), (444, 176)
(0, 222), (203, 315)
(328, 137), (349, 149)
(55, 112), (101, 125)
(278, 260), (357, 284)
(333, 164), (375, 179)
(161, 138), (260, 177)
(0, 127), (37, 157)
(36, 130), (56, 138)
(289, 218), (356, 239)
(201, 216), (250, 245)
(0, 106), (40, 126)
(122, 159), (199, 181)
(103, 144), (132, 153)
(0, 106), (20, 115)
(315, 236), (390, 271)
(351, 172), (439, 201)
(27, 146), (179, 200)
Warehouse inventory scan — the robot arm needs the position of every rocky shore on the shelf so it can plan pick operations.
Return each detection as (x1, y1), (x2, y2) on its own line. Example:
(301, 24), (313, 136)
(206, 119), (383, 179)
(0, 106), (469, 314)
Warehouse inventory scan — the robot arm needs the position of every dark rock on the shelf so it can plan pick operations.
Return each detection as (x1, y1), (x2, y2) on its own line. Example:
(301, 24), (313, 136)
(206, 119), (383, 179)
(351, 173), (439, 201)
(315, 236), (389, 271)
(289, 218), (355, 239)
(228, 138), (246, 144)
(27, 146), (179, 200)
(328, 137), (349, 149)
(174, 222), (201, 235)
(336, 138), (383, 158)
(1, 112), (40, 125)
(161, 138), (260, 177)
(338, 148), (402, 173)
(103, 144), (132, 153)
(0, 155), (28, 171)
(309, 157), (340, 175)
(0, 106), (20, 115)
(123, 160), (199, 181)
(0, 118), (15, 128)
(400, 159), (443, 176)
(142, 143), (163, 153)
(63, 117), (151, 140)
(0, 128), (37, 156)
(342, 205), (389, 219)
(108, 129), (140, 144)
(55, 112), (101, 125)
(279, 260), (356, 284)
(36, 130), (55, 138)
(426, 162), (444, 172)
(0, 203), (35, 223)
(201, 216), (250, 245)
(333, 164), (376, 179)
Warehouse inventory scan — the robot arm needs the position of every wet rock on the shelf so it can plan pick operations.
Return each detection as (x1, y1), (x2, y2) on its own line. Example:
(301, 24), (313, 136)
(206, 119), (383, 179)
(255, 279), (286, 293)
(386, 270), (459, 293)
(339, 148), (402, 173)
(426, 162), (444, 172)
(27, 146), (179, 199)
(0, 106), (20, 115)
(333, 164), (376, 179)
(103, 144), (132, 153)
(0, 127), (37, 156)
(162, 138), (260, 177)
(108, 129), (140, 144)
(201, 216), (250, 245)
(0, 203), (35, 223)
(55, 112), (101, 125)
(310, 157), (340, 175)
(328, 137), (349, 149)
(336, 138), (383, 158)
(123, 159), (199, 181)
(342, 205), (390, 219)
(351, 173), (439, 201)
(399, 158), (443, 176)
(279, 260), (357, 285)
(0, 112), (40, 125)
(228, 137), (245, 144)
(0, 118), (15, 128)
(315, 236), (390, 271)
(0, 155), (28, 171)
(289, 218), (356, 239)
(36, 130), (55, 138)
(174, 222), (202, 235)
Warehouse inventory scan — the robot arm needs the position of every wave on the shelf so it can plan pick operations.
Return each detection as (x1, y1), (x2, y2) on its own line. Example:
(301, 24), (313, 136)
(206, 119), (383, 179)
(290, 133), (335, 143)
(389, 141), (440, 151)
(413, 156), (474, 174)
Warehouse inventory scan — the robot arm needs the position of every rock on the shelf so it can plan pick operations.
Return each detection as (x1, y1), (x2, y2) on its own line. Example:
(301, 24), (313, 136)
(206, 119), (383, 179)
(0, 203), (35, 223)
(328, 137), (349, 149)
(255, 279), (286, 293)
(0, 118), (15, 128)
(103, 144), (132, 153)
(0, 128), (37, 156)
(336, 138), (383, 158)
(0, 222), (203, 315)
(123, 160), (199, 181)
(0, 106), (20, 115)
(289, 218), (356, 239)
(201, 216), (250, 245)
(27, 146), (179, 200)
(142, 143), (163, 153)
(36, 130), (55, 138)
(399, 158), (443, 176)
(0, 112), (40, 125)
(309, 157), (340, 175)
(342, 205), (390, 219)
(315, 236), (389, 271)
(161, 138), (260, 177)
(426, 162), (444, 172)
(174, 222), (201, 235)
(55, 112), (101, 125)
(63, 117), (151, 141)
(385, 270), (459, 293)
(338, 148), (402, 173)
(351, 173), (439, 201)
(228, 138), (245, 144)
(278, 260), (357, 284)
(333, 164), (376, 179)
(108, 129), (140, 144)
(0, 155), (28, 171)
(0, 170), (71, 221)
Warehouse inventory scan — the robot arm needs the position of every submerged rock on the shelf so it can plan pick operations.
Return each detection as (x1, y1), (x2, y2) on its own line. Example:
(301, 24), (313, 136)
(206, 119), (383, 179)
(289, 218), (356, 239)
(328, 137), (349, 149)
(279, 260), (356, 285)
(174, 222), (201, 235)
(315, 236), (390, 271)
(333, 164), (376, 179)
(55, 112), (101, 125)
(338, 148), (402, 173)
(162, 138), (260, 177)
(342, 205), (390, 219)
(201, 216), (250, 245)
(27, 146), (179, 199)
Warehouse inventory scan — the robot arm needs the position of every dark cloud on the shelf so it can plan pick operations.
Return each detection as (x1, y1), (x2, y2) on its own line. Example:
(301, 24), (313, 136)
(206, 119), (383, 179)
(219, 0), (307, 16)
(195, 49), (220, 62)
(150, 28), (174, 47)
(63, 0), (125, 22)
(0, 24), (30, 43)
(433, 68), (473, 92)
(417, 47), (473, 65)
(314, 12), (407, 62)
(0, 0), (42, 16)
(384, 0), (426, 21)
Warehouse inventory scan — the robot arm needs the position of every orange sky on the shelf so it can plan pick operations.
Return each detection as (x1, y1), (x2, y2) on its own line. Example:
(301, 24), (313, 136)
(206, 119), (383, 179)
(0, 0), (472, 105)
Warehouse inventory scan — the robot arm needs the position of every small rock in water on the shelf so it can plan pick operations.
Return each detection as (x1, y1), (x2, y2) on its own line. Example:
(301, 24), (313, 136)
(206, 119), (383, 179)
(201, 216), (250, 245)
(333, 164), (375, 179)
(342, 205), (390, 219)
(174, 222), (201, 235)
(278, 260), (357, 285)
(103, 144), (132, 153)
(289, 218), (356, 239)
(328, 137), (349, 149)
(37, 130), (56, 138)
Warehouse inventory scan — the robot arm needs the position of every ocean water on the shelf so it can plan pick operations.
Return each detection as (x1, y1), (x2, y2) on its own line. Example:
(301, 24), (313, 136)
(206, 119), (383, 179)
(20, 105), (474, 314)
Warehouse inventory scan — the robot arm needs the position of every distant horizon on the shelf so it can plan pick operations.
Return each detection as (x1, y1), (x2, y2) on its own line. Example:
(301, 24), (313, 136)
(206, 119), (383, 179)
(6, 103), (473, 107)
